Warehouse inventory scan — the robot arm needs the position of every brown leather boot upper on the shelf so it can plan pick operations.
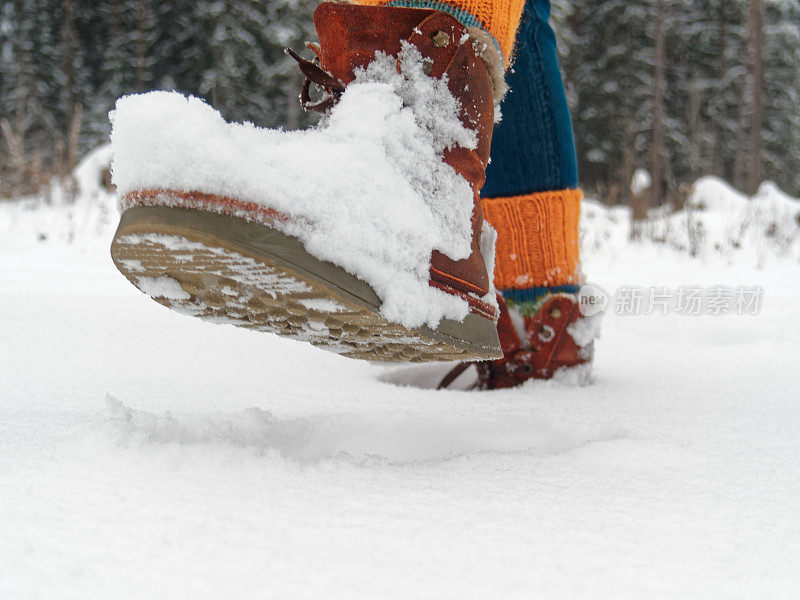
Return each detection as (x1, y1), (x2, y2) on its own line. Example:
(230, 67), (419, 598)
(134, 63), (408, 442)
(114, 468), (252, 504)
(477, 294), (591, 388)
(438, 293), (595, 390)
(298, 3), (497, 318)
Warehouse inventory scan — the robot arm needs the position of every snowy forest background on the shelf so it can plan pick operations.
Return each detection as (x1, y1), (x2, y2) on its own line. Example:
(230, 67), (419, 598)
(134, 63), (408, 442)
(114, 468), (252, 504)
(0, 0), (798, 207)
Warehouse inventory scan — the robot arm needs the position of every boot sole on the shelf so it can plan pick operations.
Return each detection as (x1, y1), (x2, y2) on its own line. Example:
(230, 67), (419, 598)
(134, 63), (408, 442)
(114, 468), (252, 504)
(110, 206), (502, 362)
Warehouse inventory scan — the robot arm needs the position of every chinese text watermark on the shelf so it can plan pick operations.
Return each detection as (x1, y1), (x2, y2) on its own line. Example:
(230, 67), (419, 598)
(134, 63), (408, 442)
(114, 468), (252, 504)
(578, 285), (763, 317)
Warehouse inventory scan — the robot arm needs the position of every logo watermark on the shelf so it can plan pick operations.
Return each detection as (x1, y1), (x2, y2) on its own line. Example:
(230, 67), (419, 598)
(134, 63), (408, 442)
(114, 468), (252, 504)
(578, 284), (763, 317)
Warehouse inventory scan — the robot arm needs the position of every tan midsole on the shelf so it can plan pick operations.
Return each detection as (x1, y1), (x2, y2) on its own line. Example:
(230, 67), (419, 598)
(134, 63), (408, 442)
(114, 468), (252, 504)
(113, 206), (503, 359)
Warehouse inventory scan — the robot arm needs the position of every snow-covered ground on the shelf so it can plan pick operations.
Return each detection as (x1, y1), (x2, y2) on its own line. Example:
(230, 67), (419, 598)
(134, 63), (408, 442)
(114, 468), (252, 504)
(2, 160), (800, 598)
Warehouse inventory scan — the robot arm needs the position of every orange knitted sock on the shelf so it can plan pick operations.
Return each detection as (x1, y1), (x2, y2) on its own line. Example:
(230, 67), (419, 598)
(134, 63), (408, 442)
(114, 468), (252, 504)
(481, 189), (581, 313)
(352, 0), (525, 66)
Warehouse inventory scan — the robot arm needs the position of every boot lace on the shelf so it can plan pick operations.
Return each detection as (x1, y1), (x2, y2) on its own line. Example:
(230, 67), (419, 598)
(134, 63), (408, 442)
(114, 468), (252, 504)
(286, 46), (345, 113)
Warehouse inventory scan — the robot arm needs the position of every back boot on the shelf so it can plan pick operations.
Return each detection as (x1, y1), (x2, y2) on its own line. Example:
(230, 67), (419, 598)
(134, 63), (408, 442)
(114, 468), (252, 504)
(438, 292), (601, 390)
(109, 2), (503, 362)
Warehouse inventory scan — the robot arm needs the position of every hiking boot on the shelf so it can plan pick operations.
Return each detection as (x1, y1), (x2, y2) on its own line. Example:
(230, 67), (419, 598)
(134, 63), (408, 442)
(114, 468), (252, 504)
(109, 2), (503, 362)
(438, 292), (600, 389)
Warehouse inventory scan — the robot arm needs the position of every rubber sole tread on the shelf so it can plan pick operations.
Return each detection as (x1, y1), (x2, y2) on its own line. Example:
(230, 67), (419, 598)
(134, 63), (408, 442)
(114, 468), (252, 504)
(110, 207), (502, 362)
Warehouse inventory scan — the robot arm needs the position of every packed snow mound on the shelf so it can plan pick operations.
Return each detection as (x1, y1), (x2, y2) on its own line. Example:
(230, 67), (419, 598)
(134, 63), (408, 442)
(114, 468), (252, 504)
(678, 177), (799, 265)
(581, 176), (800, 267)
(0, 144), (116, 248)
(73, 144), (114, 200)
(110, 46), (480, 329)
(630, 168), (651, 195)
(103, 395), (617, 464)
(4, 216), (800, 598)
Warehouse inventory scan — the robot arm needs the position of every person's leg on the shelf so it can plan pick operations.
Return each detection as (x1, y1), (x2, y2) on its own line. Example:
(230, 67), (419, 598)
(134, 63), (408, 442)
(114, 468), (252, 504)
(354, 0), (583, 319)
(481, 0), (582, 316)
(438, 0), (593, 389)
(111, 0), (591, 372)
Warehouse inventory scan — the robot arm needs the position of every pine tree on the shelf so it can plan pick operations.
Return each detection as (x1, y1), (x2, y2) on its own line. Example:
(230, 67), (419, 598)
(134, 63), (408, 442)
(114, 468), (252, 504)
(260, 0), (320, 129)
(194, 0), (317, 128)
(1, 0), (796, 198)
(194, 0), (273, 124)
(1, 0), (62, 190)
(150, 2), (204, 93)
(568, 0), (656, 202)
(744, 0), (765, 194)
(762, 0), (800, 195)
(668, 0), (747, 184)
(87, 0), (139, 145)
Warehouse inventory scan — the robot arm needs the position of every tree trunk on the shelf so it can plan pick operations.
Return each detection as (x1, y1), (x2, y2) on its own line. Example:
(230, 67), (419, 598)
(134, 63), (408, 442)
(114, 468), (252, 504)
(284, 80), (299, 131)
(621, 117), (636, 207)
(687, 70), (703, 181)
(746, 0), (764, 196)
(715, 2), (728, 179)
(650, 0), (667, 209)
(134, 0), (150, 91)
(60, 0), (77, 176)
